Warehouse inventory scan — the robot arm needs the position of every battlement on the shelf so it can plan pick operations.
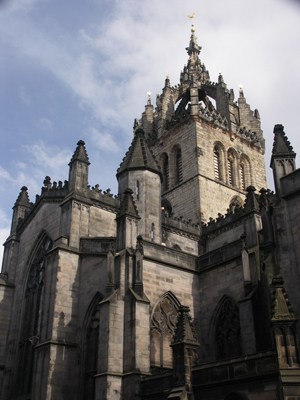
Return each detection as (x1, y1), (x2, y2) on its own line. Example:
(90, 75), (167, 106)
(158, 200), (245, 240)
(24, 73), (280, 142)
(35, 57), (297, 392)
(88, 186), (119, 211)
(162, 212), (200, 239)
(201, 186), (271, 237)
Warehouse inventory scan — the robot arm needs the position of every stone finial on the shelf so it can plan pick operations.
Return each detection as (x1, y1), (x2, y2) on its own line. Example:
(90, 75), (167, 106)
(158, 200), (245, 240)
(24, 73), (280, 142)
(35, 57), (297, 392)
(69, 140), (90, 165)
(243, 186), (260, 213)
(147, 91), (152, 105)
(14, 186), (30, 207)
(239, 84), (244, 98)
(136, 235), (144, 255)
(259, 188), (270, 210)
(218, 73), (224, 84)
(133, 118), (139, 132)
(43, 176), (52, 190)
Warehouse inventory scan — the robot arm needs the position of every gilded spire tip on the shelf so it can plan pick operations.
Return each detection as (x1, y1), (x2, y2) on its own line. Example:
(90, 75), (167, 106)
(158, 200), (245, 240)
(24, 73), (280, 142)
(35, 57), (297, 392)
(187, 13), (195, 32)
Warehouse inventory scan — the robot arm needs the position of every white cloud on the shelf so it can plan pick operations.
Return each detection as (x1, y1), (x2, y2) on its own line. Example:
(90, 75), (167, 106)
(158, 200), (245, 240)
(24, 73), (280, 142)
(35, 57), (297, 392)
(16, 162), (27, 170)
(0, 0), (43, 16)
(0, 0), (299, 209)
(37, 118), (53, 130)
(88, 127), (120, 153)
(0, 166), (12, 181)
(0, 165), (40, 196)
(19, 86), (31, 105)
(0, 208), (11, 264)
(22, 142), (70, 174)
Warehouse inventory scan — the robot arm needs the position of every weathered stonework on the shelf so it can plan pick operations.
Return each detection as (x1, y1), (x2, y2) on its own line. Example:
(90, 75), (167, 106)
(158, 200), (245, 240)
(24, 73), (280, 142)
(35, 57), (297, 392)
(1, 29), (300, 400)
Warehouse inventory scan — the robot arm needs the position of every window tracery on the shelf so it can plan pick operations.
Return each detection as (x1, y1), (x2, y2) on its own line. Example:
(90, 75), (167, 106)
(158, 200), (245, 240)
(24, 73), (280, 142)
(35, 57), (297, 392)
(16, 234), (53, 396)
(150, 292), (180, 372)
(215, 297), (242, 360)
(84, 303), (100, 400)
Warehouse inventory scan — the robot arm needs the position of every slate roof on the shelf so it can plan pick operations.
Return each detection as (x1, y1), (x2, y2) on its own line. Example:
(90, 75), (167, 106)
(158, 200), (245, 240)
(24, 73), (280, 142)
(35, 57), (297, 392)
(117, 128), (162, 179)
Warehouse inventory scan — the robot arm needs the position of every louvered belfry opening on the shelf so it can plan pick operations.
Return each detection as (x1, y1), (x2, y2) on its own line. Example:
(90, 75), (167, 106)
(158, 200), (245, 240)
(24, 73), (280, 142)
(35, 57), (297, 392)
(176, 148), (183, 184)
(228, 158), (233, 186)
(162, 153), (169, 192)
(240, 164), (245, 190)
(214, 149), (220, 180)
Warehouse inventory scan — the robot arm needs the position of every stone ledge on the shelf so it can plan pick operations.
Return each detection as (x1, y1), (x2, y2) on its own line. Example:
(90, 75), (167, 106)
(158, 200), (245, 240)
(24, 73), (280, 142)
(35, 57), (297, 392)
(35, 339), (77, 349)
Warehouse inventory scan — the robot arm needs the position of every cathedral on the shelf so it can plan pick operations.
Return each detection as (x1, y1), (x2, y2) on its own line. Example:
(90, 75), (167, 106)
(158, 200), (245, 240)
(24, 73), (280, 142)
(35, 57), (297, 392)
(1, 26), (300, 400)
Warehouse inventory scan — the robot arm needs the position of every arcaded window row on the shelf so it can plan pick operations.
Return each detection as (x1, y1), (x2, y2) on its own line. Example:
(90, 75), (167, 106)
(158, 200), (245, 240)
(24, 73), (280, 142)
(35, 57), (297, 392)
(214, 142), (251, 190)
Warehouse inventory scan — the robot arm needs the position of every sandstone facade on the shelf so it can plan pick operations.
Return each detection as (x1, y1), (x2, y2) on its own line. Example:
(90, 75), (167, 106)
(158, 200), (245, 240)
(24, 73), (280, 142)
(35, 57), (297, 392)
(1, 29), (300, 400)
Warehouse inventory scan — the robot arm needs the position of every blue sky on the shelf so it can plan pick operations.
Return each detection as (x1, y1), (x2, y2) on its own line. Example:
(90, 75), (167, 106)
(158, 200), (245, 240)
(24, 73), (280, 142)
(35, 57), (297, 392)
(1, 0), (300, 262)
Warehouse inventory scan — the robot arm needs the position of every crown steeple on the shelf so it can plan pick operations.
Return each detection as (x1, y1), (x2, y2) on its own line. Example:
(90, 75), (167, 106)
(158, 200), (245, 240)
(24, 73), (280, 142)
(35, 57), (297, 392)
(181, 24), (208, 83)
(186, 25), (201, 58)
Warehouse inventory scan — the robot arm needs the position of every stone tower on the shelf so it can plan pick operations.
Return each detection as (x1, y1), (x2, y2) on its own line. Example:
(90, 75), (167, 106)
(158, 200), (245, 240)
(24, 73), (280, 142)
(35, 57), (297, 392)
(140, 26), (267, 223)
(2, 25), (300, 400)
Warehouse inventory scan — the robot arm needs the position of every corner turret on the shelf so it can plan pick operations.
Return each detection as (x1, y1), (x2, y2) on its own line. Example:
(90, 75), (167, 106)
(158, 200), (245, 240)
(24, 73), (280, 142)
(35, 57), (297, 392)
(117, 128), (162, 243)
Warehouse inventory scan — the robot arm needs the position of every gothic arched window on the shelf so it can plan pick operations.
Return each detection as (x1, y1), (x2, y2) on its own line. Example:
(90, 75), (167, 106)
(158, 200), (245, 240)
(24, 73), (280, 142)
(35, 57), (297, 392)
(150, 292), (181, 372)
(229, 196), (243, 213)
(213, 142), (225, 182)
(16, 234), (53, 396)
(240, 154), (251, 190)
(215, 297), (242, 360)
(161, 153), (169, 192)
(84, 302), (100, 400)
(227, 149), (238, 187)
(161, 198), (172, 218)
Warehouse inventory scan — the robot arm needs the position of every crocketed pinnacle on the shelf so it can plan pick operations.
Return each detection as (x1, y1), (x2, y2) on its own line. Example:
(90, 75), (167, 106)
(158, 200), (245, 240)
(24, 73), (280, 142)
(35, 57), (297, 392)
(271, 276), (297, 321)
(69, 140), (90, 165)
(117, 188), (140, 219)
(186, 28), (201, 57)
(272, 124), (295, 156)
(14, 186), (30, 207)
(117, 128), (162, 179)
(181, 26), (209, 84)
(243, 186), (260, 214)
(171, 306), (199, 346)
